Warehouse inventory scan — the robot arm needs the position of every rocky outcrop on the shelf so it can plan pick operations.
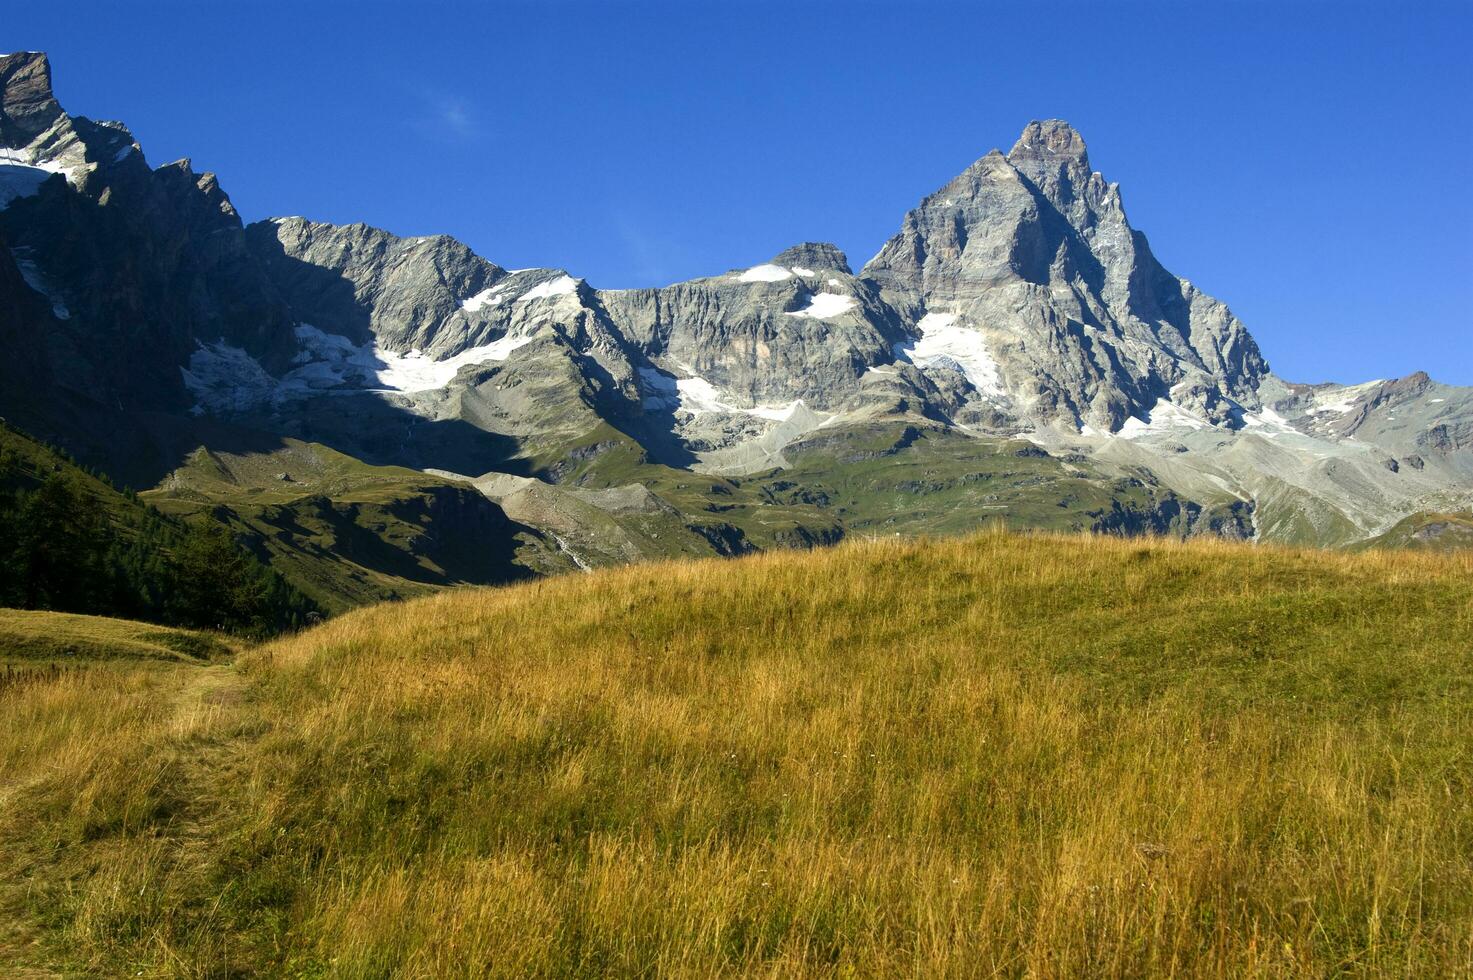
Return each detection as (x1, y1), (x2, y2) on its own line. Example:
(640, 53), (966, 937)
(246, 217), (506, 353)
(863, 120), (1268, 431)
(0, 53), (298, 478)
(596, 245), (904, 410)
(0, 52), (63, 144)
(771, 242), (852, 274)
(1089, 495), (1256, 540)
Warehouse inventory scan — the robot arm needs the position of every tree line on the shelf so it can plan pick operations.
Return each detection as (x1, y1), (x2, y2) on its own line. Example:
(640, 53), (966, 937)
(0, 429), (318, 634)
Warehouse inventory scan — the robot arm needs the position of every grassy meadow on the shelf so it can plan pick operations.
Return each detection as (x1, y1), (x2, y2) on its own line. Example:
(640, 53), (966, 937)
(0, 608), (235, 666)
(1, 530), (1471, 976)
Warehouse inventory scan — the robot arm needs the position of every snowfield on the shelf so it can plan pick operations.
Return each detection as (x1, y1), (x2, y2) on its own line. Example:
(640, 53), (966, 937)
(0, 147), (75, 209)
(516, 275), (580, 302)
(639, 366), (805, 422)
(735, 264), (793, 283)
(1308, 380), (1383, 415)
(785, 293), (856, 319)
(1117, 399), (1211, 439)
(182, 322), (541, 413)
(9, 248), (70, 319)
(460, 285), (509, 313)
(897, 312), (1006, 400)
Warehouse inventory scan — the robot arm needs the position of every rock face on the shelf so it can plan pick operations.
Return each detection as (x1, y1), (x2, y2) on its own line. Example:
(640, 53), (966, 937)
(235, 216), (642, 472)
(0, 52), (63, 144)
(1, 50), (1469, 555)
(0, 52), (297, 481)
(598, 244), (902, 408)
(246, 218), (505, 353)
(864, 120), (1268, 430)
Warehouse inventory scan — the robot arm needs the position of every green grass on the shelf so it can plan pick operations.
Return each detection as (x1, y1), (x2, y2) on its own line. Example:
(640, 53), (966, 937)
(135, 422), (1452, 622)
(567, 421), (1235, 557)
(0, 608), (235, 665)
(1, 420), (318, 632)
(548, 423), (844, 553)
(0, 421), (147, 530)
(1360, 511), (1473, 552)
(773, 423), (1235, 537)
(144, 439), (548, 611)
(2, 530), (1470, 976)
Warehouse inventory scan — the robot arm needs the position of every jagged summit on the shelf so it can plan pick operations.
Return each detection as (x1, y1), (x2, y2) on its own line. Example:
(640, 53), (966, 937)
(1005, 119), (1101, 215)
(1007, 119), (1090, 169)
(771, 242), (851, 275)
(863, 113), (1269, 432)
(0, 51), (52, 98)
(0, 51), (62, 144)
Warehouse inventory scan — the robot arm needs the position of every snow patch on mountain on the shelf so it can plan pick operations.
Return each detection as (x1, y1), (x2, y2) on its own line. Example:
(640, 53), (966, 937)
(182, 323), (542, 413)
(460, 285), (509, 313)
(639, 367), (805, 421)
(1308, 380), (1383, 415)
(9, 248), (70, 319)
(735, 264), (793, 283)
(1241, 407), (1297, 435)
(291, 324), (538, 393)
(0, 146), (75, 208)
(516, 275), (579, 302)
(896, 312), (1006, 399)
(1117, 399), (1210, 438)
(785, 293), (856, 319)
(181, 343), (281, 414)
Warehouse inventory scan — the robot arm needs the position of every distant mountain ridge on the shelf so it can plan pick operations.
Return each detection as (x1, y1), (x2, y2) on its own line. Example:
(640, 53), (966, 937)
(1, 50), (1469, 599)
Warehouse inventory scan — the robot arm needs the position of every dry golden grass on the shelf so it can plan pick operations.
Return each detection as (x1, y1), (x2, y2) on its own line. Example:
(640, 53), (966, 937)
(0, 608), (234, 665)
(3, 530), (1472, 976)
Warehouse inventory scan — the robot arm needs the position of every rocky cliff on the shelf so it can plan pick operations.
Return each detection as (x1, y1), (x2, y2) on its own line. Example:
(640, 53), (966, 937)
(2, 50), (1468, 577)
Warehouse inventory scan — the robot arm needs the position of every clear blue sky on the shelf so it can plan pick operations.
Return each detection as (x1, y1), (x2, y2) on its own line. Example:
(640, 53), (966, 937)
(8, 1), (1471, 384)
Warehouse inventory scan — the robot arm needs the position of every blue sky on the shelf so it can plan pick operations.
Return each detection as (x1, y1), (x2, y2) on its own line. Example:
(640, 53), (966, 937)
(8, 1), (1471, 384)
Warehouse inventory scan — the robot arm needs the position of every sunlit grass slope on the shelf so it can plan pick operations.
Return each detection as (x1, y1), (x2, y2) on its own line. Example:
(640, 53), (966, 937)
(0, 607), (234, 664)
(3, 530), (1472, 976)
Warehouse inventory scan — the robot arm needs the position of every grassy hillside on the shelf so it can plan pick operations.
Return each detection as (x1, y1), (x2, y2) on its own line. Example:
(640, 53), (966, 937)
(144, 438), (560, 611)
(0, 418), (182, 618)
(0, 420), (153, 530)
(1359, 511), (1473, 552)
(2, 531), (1471, 975)
(524, 422), (846, 555)
(0, 608), (234, 665)
(560, 420), (1252, 556)
(0, 421), (315, 631)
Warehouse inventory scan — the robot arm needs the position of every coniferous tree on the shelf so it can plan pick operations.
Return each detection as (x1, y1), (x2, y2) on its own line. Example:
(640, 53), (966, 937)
(169, 521), (272, 632)
(13, 472), (106, 611)
(1, 422), (320, 633)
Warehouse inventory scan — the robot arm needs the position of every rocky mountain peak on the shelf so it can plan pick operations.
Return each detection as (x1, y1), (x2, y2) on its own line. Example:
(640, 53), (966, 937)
(1007, 119), (1090, 172)
(0, 52), (63, 145)
(153, 159), (242, 228)
(771, 242), (851, 275)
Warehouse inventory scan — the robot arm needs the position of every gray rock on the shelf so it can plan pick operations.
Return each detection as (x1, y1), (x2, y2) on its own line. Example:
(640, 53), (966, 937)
(0, 52), (1467, 552)
(863, 120), (1268, 432)
(0, 52), (299, 483)
(0, 52), (62, 144)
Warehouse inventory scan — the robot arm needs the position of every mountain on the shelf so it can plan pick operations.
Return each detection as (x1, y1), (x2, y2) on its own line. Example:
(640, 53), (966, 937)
(0, 51), (297, 485)
(1, 50), (1468, 604)
(865, 120), (1269, 430)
